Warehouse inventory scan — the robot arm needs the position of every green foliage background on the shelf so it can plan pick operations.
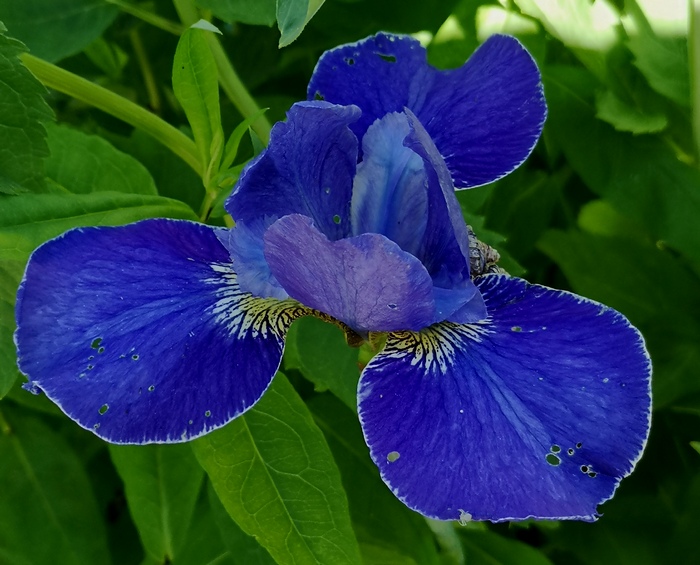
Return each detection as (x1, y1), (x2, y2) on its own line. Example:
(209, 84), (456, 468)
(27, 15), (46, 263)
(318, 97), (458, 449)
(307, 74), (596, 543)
(0, 0), (699, 564)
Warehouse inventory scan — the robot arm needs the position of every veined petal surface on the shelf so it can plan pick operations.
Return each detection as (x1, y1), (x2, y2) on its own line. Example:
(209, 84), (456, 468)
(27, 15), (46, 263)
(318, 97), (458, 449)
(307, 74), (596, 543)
(358, 275), (651, 521)
(227, 101), (360, 240)
(308, 33), (546, 188)
(15, 219), (305, 444)
(263, 214), (435, 333)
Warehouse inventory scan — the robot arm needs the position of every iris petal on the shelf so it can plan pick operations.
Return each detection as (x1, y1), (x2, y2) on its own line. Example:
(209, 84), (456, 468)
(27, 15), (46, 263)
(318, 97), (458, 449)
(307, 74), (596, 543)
(263, 214), (435, 333)
(227, 101), (360, 241)
(358, 275), (651, 521)
(308, 33), (546, 188)
(15, 219), (305, 444)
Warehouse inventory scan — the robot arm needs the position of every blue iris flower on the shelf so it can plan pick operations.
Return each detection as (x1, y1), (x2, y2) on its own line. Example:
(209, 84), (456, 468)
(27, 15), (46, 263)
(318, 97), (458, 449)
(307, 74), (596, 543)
(15, 34), (651, 523)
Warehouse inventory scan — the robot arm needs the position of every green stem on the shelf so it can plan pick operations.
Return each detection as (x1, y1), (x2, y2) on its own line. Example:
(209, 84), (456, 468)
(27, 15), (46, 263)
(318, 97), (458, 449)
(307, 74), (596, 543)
(22, 53), (202, 176)
(129, 27), (162, 113)
(172, 0), (272, 143)
(106, 0), (184, 35)
(690, 0), (700, 166)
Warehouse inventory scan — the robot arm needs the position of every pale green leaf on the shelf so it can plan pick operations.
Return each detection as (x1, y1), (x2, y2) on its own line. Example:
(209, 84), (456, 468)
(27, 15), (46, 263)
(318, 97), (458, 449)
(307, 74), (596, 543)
(1, 0), (118, 63)
(0, 406), (112, 564)
(0, 24), (53, 192)
(595, 88), (667, 133)
(45, 123), (158, 195)
(193, 374), (362, 565)
(277, 0), (326, 47)
(173, 27), (224, 187)
(109, 444), (205, 564)
(458, 529), (554, 565)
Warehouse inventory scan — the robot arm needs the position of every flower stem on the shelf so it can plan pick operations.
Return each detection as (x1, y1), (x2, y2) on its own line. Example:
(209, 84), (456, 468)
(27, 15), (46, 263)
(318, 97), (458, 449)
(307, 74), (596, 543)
(171, 0), (272, 143)
(129, 27), (162, 113)
(21, 53), (202, 176)
(106, 0), (184, 36)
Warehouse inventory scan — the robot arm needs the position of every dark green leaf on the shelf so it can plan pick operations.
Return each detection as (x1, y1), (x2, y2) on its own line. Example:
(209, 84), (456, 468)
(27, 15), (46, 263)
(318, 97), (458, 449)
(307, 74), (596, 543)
(0, 243), (23, 398)
(0, 405), (112, 564)
(193, 373), (362, 565)
(285, 317), (360, 411)
(45, 123), (158, 195)
(1, 0), (118, 63)
(458, 529), (554, 565)
(309, 395), (442, 565)
(196, 0), (276, 26)
(173, 26), (224, 187)
(108, 444), (205, 564)
(277, 0), (325, 47)
(0, 23), (53, 192)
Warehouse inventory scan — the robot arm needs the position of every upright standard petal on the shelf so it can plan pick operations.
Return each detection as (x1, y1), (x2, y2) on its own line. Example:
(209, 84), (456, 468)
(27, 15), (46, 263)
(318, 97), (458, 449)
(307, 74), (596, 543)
(263, 214), (436, 333)
(358, 275), (651, 521)
(227, 101), (360, 241)
(308, 33), (546, 188)
(15, 220), (306, 444)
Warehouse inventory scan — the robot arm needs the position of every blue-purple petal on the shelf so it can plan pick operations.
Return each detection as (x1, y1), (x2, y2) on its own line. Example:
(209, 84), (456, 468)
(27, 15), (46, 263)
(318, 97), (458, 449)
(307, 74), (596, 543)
(263, 214), (435, 333)
(351, 111), (428, 256)
(15, 219), (304, 444)
(308, 33), (546, 188)
(358, 275), (651, 521)
(227, 101), (360, 240)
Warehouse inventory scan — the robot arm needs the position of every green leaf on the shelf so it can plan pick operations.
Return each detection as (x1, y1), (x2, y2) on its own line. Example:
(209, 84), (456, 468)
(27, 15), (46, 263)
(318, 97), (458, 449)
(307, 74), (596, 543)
(173, 26), (224, 187)
(83, 36), (129, 80)
(0, 24), (53, 192)
(1, 0), (118, 63)
(0, 192), (197, 249)
(458, 529), (554, 565)
(108, 444), (205, 564)
(0, 405), (112, 565)
(45, 123), (158, 195)
(577, 199), (648, 240)
(513, 0), (621, 78)
(196, 0), (277, 26)
(309, 395), (442, 565)
(285, 317), (360, 411)
(624, 0), (689, 106)
(207, 482), (276, 565)
(221, 108), (269, 172)
(277, 0), (326, 47)
(539, 229), (700, 407)
(543, 65), (700, 264)
(0, 241), (24, 398)
(192, 373), (362, 565)
(595, 88), (667, 133)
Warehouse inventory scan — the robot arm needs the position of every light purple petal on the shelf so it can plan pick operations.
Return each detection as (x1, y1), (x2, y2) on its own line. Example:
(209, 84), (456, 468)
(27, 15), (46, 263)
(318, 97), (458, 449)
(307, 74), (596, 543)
(351, 112), (428, 257)
(227, 101), (360, 240)
(15, 219), (303, 444)
(263, 214), (435, 333)
(358, 275), (652, 521)
(308, 33), (546, 188)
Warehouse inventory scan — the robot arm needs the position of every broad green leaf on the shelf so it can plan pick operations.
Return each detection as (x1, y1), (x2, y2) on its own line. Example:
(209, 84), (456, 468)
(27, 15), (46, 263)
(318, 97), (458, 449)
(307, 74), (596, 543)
(108, 444), (205, 564)
(577, 200), (648, 240)
(0, 243), (24, 398)
(196, 0), (276, 26)
(624, 0), (689, 106)
(309, 395), (442, 565)
(1, 0), (118, 63)
(513, 0), (620, 78)
(285, 317), (360, 411)
(208, 482), (276, 565)
(458, 529), (554, 565)
(193, 373), (362, 565)
(173, 26), (224, 187)
(543, 65), (700, 264)
(0, 23), (53, 192)
(539, 229), (700, 407)
(45, 123), (158, 195)
(595, 88), (667, 133)
(0, 405), (112, 564)
(277, 0), (326, 47)
(0, 192), (197, 250)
